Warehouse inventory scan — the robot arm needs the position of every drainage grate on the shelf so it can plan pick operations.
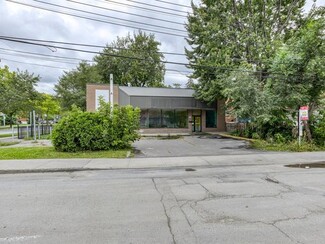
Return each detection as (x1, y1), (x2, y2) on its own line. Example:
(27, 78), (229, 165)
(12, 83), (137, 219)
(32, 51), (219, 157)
(185, 168), (196, 172)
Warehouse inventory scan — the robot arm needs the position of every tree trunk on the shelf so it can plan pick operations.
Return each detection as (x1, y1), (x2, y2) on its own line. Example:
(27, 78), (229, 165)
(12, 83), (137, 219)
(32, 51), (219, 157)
(304, 103), (316, 142)
(303, 121), (312, 142)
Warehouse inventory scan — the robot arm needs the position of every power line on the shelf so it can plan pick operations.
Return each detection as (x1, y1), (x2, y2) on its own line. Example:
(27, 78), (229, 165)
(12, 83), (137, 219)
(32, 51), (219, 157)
(155, 0), (191, 9)
(0, 47), (94, 63)
(32, 0), (186, 33)
(0, 35), (187, 56)
(0, 57), (70, 70)
(6, 0), (188, 38)
(0, 37), (317, 79)
(0, 50), (90, 65)
(121, 0), (189, 14)
(67, 0), (185, 26)
(0, 37), (159, 61)
(102, 0), (187, 18)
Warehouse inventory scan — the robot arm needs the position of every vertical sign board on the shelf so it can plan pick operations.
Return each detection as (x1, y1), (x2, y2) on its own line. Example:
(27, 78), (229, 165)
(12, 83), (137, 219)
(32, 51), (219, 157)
(298, 106), (309, 144)
(95, 90), (109, 110)
(299, 106), (309, 121)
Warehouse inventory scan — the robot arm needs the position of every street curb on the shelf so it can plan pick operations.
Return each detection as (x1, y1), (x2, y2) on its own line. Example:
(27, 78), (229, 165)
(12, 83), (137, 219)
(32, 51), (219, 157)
(0, 161), (318, 175)
(214, 132), (255, 142)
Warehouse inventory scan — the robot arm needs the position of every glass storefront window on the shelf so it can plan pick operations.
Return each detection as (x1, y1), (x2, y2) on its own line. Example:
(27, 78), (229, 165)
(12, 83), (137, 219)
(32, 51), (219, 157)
(206, 110), (216, 128)
(144, 109), (189, 128)
(149, 109), (161, 128)
(175, 110), (188, 128)
(162, 110), (175, 128)
(140, 109), (149, 128)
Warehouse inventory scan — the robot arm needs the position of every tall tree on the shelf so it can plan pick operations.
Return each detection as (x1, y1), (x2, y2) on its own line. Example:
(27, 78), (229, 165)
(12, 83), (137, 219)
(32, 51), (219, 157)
(186, 0), (306, 103)
(55, 61), (102, 111)
(267, 13), (325, 140)
(0, 67), (39, 126)
(94, 31), (165, 87)
(34, 93), (61, 123)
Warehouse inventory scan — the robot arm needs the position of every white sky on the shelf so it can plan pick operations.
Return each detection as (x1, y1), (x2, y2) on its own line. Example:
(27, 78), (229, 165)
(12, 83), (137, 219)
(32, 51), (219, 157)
(0, 0), (323, 94)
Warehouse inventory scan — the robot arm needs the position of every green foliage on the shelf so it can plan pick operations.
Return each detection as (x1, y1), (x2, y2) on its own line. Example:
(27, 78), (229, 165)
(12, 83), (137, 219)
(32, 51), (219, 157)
(251, 133), (260, 140)
(232, 114), (294, 141)
(186, 1), (306, 103)
(94, 31), (165, 87)
(34, 93), (60, 121)
(55, 61), (102, 111)
(252, 139), (324, 152)
(0, 147), (129, 160)
(311, 110), (325, 146)
(0, 66), (40, 125)
(52, 102), (140, 152)
(187, 2), (325, 142)
(269, 17), (325, 112)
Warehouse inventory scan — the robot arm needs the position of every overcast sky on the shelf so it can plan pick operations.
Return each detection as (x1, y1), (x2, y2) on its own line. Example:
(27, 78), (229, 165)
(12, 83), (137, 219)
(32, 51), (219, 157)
(0, 0), (323, 94)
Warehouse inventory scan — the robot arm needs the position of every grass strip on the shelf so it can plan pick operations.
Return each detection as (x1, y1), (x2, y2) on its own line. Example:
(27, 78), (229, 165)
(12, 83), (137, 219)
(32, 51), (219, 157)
(0, 141), (20, 147)
(0, 147), (129, 160)
(0, 134), (12, 138)
(251, 140), (325, 152)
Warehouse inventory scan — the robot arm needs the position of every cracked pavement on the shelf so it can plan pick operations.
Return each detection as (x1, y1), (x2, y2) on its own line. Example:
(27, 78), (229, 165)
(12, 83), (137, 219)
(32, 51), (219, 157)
(1, 164), (325, 243)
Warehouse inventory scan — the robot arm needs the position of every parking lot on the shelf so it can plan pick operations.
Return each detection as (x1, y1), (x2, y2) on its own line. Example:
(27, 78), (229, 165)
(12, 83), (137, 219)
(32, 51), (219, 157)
(133, 135), (262, 157)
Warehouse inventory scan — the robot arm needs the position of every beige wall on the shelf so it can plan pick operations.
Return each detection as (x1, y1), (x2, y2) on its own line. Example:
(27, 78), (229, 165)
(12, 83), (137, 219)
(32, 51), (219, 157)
(86, 84), (119, 112)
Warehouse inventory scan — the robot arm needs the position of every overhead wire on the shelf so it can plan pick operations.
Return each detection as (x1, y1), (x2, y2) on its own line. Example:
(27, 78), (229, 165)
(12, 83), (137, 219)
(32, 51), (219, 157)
(120, 0), (189, 14)
(0, 57), (70, 70)
(0, 36), (314, 80)
(32, 0), (187, 33)
(0, 47), (94, 63)
(102, 0), (188, 17)
(67, 0), (185, 26)
(155, 0), (192, 9)
(6, 0), (188, 38)
(0, 35), (187, 56)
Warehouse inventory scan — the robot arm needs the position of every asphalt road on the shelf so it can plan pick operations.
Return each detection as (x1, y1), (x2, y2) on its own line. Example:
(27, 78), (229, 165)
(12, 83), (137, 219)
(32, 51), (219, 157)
(1, 163), (324, 243)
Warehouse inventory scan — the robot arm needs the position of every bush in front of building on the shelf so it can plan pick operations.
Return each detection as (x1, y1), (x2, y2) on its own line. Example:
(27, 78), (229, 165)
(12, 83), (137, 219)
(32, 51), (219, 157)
(311, 110), (325, 146)
(52, 104), (140, 152)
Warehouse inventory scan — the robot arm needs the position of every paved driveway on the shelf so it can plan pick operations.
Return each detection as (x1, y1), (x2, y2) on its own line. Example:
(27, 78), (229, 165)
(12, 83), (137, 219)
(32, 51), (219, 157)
(133, 135), (261, 157)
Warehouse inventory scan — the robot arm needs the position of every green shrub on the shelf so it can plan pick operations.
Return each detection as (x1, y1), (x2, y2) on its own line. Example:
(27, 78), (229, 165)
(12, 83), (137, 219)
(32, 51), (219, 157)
(251, 132), (260, 139)
(52, 103), (140, 152)
(311, 110), (325, 146)
(274, 133), (287, 143)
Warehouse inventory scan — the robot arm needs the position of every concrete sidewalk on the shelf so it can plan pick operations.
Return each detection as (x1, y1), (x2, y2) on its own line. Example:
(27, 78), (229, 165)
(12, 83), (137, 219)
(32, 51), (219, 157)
(0, 151), (324, 174)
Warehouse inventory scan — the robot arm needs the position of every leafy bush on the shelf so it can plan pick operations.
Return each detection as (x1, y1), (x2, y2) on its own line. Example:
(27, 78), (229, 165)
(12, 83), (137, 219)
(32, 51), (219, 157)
(251, 132), (260, 140)
(311, 110), (325, 146)
(252, 139), (323, 152)
(52, 103), (140, 152)
(274, 133), (287, 143)
(233, 114), (294, 141)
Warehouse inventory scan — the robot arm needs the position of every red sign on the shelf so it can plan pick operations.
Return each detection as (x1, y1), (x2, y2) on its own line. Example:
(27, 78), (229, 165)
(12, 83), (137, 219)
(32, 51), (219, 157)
(299, 106), (309, 121)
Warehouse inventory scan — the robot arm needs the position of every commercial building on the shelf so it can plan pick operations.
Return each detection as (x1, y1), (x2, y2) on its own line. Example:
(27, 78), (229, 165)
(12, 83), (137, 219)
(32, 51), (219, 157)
(86, 84), (225, 133)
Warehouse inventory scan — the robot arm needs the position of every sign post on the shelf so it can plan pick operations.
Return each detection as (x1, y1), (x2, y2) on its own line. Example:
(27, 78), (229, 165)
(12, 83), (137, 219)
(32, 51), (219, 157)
(298, 106), (309, 146)
(110, 74), (114, 116)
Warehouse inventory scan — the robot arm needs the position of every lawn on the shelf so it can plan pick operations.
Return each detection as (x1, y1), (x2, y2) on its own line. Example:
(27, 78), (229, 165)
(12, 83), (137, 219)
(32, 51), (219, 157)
(0, 141), (20, 147)
(0, 147), (130, 160)
(0, 134), (12, 138)
(251, 139), (325, 152)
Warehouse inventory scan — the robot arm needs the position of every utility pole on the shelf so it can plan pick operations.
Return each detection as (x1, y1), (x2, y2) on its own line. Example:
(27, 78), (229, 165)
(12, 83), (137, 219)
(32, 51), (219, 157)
(110, 74), (114, 116)
(33, 110), (36, 141)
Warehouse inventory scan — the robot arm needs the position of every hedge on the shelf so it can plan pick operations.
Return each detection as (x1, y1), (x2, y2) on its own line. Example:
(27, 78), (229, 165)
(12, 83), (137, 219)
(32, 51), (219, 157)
(52, 103), (140, 152)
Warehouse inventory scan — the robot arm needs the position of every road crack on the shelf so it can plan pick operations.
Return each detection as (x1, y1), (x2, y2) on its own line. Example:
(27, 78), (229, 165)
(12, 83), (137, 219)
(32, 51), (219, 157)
(152, 178), (176, 244)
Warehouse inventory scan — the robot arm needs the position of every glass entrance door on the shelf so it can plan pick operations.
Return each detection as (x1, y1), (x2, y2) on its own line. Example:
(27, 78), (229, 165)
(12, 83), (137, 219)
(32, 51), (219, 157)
(192, 116), (201, 132)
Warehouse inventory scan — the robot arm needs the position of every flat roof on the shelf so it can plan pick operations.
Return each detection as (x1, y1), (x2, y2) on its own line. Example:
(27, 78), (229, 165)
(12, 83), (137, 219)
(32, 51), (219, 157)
(119, 86), (194, 97)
